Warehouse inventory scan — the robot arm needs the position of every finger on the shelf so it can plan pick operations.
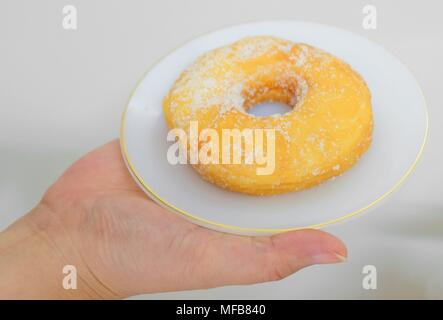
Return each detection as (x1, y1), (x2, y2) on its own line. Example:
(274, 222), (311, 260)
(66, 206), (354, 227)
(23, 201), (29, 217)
(196, 229), (347, 287)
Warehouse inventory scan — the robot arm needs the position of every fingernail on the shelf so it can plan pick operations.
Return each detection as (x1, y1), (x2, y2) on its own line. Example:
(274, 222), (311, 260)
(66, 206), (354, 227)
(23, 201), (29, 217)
(310, 252), (347, 265)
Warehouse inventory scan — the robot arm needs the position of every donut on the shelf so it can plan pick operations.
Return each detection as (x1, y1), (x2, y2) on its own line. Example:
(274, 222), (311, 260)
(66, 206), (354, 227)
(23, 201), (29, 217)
(163, 36), (373, 195)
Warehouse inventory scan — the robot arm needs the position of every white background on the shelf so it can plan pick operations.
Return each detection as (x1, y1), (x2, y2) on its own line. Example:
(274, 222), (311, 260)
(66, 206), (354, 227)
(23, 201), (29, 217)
(0, 0), (442, 299)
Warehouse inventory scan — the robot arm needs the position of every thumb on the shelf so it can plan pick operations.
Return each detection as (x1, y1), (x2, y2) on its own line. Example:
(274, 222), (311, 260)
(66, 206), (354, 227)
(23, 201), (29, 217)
(201, 229), (347, 286)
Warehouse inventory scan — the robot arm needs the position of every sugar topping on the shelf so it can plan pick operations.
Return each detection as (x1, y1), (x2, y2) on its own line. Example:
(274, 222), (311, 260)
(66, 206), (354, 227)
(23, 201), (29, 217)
(168, 36), (315, 116)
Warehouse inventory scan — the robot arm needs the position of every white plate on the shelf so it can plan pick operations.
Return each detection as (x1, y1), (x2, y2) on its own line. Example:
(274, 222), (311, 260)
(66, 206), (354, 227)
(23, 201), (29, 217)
(120, 20), (428, 236)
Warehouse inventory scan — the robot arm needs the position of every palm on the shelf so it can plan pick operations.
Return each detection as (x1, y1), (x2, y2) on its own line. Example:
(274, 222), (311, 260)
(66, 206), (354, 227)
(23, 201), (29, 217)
(41, 140), (346, 297)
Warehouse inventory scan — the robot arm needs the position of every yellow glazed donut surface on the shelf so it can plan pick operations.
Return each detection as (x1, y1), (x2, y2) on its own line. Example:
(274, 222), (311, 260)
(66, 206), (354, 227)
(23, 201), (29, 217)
(163, 36), (373, 195)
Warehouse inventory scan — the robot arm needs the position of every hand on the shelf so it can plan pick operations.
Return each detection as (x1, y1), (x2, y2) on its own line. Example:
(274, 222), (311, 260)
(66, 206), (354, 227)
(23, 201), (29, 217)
(0, 140), (346, 299)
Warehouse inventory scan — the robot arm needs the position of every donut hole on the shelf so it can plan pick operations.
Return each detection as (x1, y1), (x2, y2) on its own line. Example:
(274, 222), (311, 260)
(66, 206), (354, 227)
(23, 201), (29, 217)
(246, 102), (292, 117)
(242, 78), (300, 118)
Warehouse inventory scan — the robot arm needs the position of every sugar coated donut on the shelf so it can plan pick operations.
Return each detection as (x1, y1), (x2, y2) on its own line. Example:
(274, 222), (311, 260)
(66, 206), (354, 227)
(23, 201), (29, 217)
(163, 36), (373, 195)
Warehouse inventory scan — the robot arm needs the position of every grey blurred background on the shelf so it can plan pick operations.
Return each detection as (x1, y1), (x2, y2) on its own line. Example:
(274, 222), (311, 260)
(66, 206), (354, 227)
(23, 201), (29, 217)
(0, 0), (442, 299)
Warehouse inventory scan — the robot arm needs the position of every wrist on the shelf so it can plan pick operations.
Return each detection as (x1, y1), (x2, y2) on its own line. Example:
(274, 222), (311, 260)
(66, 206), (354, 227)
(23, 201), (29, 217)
(0, 203), (120, 299)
